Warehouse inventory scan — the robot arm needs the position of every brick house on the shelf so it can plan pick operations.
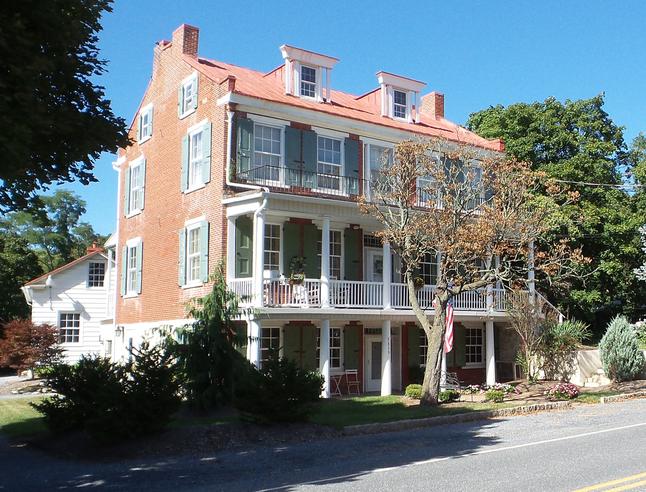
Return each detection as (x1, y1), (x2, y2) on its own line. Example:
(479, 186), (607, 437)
(110, 24), (550, 395)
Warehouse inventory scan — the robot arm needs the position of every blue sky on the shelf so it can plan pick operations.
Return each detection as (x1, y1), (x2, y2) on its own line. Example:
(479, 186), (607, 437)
(57, 0), (646, 235)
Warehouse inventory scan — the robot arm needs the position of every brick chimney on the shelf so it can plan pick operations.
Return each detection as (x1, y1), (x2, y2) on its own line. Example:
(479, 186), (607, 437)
(420, 92), (444, 119)
(172, 24), (199, 57)
(86, 243), (103, 254)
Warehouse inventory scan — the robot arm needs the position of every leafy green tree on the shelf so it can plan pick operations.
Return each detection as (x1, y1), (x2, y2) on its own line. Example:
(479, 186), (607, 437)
(1, 190), (107, 271)
(468, 95), (646, 336)
(0, 234), (42, 322)
(0, 0), (128, 212)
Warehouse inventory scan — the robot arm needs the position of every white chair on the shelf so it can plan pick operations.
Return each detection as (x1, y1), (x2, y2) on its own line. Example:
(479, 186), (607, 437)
(345, 369), (361, 396)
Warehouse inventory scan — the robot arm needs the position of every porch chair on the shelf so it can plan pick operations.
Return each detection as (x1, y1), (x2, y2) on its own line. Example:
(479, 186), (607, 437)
(345, 369), (361, 396)
(440, 371), (461, 391)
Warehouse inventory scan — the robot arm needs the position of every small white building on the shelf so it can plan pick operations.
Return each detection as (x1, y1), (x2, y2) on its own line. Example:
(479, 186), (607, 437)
(22, 239), (117, 364)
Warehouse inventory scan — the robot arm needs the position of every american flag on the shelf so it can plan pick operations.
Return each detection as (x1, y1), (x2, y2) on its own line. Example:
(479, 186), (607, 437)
(444, 299), (454, 353)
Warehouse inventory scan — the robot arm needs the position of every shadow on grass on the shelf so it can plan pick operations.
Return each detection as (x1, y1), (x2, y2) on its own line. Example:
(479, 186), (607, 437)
(2, 416), (47, 438)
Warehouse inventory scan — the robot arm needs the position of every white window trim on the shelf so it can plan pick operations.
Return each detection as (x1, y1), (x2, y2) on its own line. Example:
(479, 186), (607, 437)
(251, 122), (286, 188)
(57, 311), (81, 345)
(184, 222), (203, 288)
(317, 326), (345, 374)
(363, 141), (395, 199)
(123, 237), (141, 298)
(263, 222), (283, 275)
(179, 72), (198, 119)
(299, 63), (320, 101)
(315, 135), (345, 195)
(392, 88), (410, 121)
(463, 326), (485, 368)
(185, 121), (209, 193)
(138, 103), (153, 144)
(317, 228), (344, 280)
(126, 156), (145, 218)
(260, 326), (284, 365)
(87, 261), (106, 288)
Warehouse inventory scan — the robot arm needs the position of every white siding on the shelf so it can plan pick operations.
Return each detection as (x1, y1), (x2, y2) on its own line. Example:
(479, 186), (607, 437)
(29, 255), (114, 363)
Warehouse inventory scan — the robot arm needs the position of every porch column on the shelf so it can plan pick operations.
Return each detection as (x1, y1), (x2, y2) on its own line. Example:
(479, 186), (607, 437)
(226, 217), (235, 281)
(382, 241), (392, 309)
(248, 318), (261, 368)
(381, 320), (392, 396)
(320, 216), (330, 308)
(485, 320), (496, 385)
(320, 319), (331, 398)
(252, 210), (265, 307)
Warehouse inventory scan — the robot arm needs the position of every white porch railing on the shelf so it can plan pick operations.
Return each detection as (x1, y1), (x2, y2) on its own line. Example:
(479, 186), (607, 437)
(229, 278), (254, 304)
(264, 278), (321, 307)
(330, 280), (383, 308)
(391, 283), (435, 309)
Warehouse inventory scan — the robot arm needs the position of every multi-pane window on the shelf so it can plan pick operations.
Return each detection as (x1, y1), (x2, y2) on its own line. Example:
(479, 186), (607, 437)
(420, 329), (428, 367)
(59, 313), (80, 343)
(420, 252), (438, 286)
(300, 65), (317, 98)
(188, 130), (204, 189)
(465, 327), (484, 364)
(261, 327), (281, 365)
(317, 136), (342, 191)
(121, 240), (142, 295)
(393, 90), (408, 119)
(316, 327), (342, 369)
(253, 124), (281, 182)
(367, 145), (393, 197)
(138, 104), (153, 142)
(127, 246), (138, 294)
(264, 224), (281, 272)
(417, 176), (435, 206)
(88, 262), (105, 287)
(186, 226), (201, 284)
(317, 230), (342, 279)
(129, 160), (145, 213)
(180, 75), (197, 116)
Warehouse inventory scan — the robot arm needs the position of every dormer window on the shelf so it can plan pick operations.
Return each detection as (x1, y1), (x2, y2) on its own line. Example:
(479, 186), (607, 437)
(280, 45), (338, 102)
(300, 65), (317, 98)
(393, 90), (407, 119)
(377, 72), (426, 123)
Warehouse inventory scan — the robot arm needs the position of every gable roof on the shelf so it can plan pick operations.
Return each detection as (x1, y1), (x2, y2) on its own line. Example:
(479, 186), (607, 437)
(24, 251), (107, 287)
(182, 55), (503, 151)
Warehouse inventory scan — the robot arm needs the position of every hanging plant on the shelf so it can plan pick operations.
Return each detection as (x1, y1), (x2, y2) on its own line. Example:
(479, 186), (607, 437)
(289, 256), (306, 285)
(413, 276), (425, 290)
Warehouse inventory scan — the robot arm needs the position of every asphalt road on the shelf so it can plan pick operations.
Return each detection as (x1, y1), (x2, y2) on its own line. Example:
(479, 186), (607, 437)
(1, 399), (645, 491)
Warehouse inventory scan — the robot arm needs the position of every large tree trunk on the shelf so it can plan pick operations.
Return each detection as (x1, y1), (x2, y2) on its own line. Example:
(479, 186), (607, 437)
(405, 272), (446, 406)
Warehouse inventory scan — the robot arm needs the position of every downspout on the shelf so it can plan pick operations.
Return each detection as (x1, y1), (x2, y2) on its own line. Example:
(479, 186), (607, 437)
(111, 155), (125, 355)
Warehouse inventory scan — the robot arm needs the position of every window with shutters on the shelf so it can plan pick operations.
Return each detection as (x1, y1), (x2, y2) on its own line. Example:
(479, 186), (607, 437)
(300, 65), (317, 98)
(188, 128), (204, 190)
(263, 224), (281, 273)
(58, 313), (80, 343)
(127, 157), (145, 215)
(179, 220), (209, 287)
(316, 327), (343, 370)
(121, 239), (142, 296)
(253, 124), (282, 183)
(465, 327), (484, 365)
(179, 73), (198, 118)
(317, 230), (342, 279)
(138, 104), (153, 143)
(317, 136), (342, 191)
(127, 246), (138, 295)
(186, 225), (201, 284)
(419, 329), (428, 367)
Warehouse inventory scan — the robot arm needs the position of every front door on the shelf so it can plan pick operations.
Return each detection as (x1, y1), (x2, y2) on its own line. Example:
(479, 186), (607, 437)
(365, 248), (384, 282)
(364, 335), (382, 392)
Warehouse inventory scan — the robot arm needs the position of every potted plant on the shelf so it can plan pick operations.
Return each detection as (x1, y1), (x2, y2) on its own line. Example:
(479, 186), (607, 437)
(289, 256), (306, 285)
(413, 276), (425, 290)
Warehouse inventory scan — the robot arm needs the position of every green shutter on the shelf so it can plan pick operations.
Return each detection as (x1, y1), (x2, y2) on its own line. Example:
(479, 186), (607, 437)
(199, 221), (209, 282)
(344, 138), (360, 195)
(124, 167), (131, 216)
(177, 85), (183, 117)
(178, 228), (186, 286)
(235, 322), (248, 357)
(302, 324), (317, 371)
(236, 117), (254, 175)
(285, 126), (302, 186)
(191, 77), (198, 111)
(408, 326), (421, 369)
(136, 115), (142, 142)
(149, 108), (153, 136)
(135, 242), (143, 294)
(343, 325), (360, 370)
(343, 228), (362, 280)
(302, 224), (321, 279)
(283, 325), (301, 364)
(120, 246), (127, 296)
(453, 324), (466, 367)
(181, 135), (189, 192)
(282, 222), (300, 276)
(235, 216), (252, 278)
(139, 158), (146, 210)
(201, 122), (212, 184)
(302, 130), (317, 188)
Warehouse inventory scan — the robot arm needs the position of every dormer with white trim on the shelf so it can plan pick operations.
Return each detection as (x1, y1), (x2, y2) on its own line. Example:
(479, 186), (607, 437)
(280, 45), (339, 102)
(377, 71), (426, 123)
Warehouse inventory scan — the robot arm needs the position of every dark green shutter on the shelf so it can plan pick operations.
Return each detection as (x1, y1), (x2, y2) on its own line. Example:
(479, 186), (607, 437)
(236, 117), (254, 175)
(408, 326), (421, 368)
(235, 322), (248, 357)
(177, 85), (183, 117)
(343, 228), (362, 280)
(344, 138), (360, 195)
(199, 221), (209, 282)
(283, 325), (300, 364)
(302, 130), (317, 188)
(140, 159), (146, 210)
(453, 324), (466, 367)
(120, 246), (127, 295)
(302, 324), (318, 371)
(181, 135), (189, 191)
(136, 115), (142, 142)
(302, 224), (321, 278)
(285, 126), (301, 186)
(178, 228), (186, 286)
(343, 325), (360, 370)
(235, 216), (252, 278)
(282, 222), (300, 276)
(191, 77), (198, 111)
(135, 242), (143, 294)
(201, 122), (212, 184)
(124, 167), (131, 216)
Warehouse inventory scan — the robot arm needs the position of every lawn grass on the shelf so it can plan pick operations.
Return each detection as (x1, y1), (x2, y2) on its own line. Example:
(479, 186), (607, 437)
(575, 391), (621, 404)
(0, 398), (47, 438)
(310, 395), (515, 428)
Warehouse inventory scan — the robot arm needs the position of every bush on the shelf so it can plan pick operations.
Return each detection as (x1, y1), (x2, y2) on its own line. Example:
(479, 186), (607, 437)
(485, 389), (505, 403)
(234, 352), (324, 423)
(539, 320), (589, 381)
(32, 342), (181, 442)
(405, 384), (422, 399)
(439, 389), (460, 403)
(0, 320), (63, 374)
(546, 382), (579, 400)
(599, 315), (645, 382)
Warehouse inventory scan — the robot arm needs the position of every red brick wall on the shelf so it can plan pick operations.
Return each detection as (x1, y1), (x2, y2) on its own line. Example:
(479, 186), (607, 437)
(116, 34), (228, 325)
